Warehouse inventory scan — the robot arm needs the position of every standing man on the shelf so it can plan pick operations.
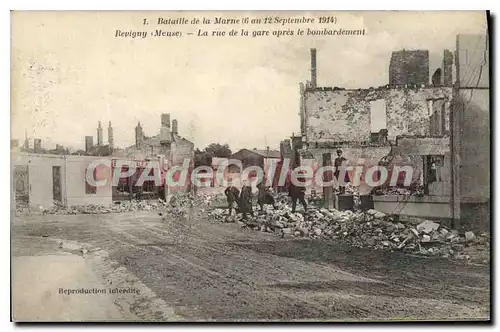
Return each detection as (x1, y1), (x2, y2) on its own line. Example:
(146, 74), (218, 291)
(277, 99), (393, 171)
(288, 169), (307, 214)
(224, 180), (240, 216)
(239, 180), (253, 220)
(334, 149), (349, 194)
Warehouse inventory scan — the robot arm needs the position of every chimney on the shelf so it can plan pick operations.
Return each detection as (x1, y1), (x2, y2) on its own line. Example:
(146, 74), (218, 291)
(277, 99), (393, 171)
(172, 119), (178, 135)
(23, 130), (29, 149)
(108, 121), (114, 150)
(85, 136), (93, 153)
(34, 138), (42, 152)
(135, 122), (144, 148)
(310, 48), (317, 89)
(97, 121), (103, 146)
(161, 113), (171, 128)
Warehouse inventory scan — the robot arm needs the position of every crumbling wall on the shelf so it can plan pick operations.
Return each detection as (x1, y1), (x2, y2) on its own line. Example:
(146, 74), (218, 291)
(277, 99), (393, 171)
(386, 89), (426, 138)
(304, 89), (371, 143)
(171, 139), (194, 167)
(304, 87), (453, 143)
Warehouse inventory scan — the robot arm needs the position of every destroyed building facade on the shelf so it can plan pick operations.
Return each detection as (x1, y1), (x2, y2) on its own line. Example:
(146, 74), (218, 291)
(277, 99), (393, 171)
(292, 36), (489, 231)
(111, 113), (195, 200)
(296, 48), (453, 192)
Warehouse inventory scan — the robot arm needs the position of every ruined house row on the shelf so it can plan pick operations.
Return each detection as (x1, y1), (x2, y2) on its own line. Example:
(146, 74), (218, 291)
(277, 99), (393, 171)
(299, 48), (455, 149)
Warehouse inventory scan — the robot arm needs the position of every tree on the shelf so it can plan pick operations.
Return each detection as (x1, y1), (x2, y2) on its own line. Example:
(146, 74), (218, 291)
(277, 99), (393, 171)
(194, 143), (233, 167)
(204, 143), (232, 158)
(194, 148), (213, 167)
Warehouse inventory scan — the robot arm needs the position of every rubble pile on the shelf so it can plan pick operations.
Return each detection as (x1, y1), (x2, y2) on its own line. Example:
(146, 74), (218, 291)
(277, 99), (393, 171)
(196, 192), (227, 208)
(208, 204), (489, 262)
(15, 191), (226, 218)
(18, 192), (202, 216)
(20, 200), (168, 215)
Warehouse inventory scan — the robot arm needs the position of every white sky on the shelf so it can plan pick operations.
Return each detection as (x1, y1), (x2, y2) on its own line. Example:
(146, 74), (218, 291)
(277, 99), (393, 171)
(11, 11), (487, 151)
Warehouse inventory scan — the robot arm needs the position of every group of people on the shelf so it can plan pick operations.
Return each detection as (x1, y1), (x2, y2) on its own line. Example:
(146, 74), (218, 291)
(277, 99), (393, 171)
(224, 178), (308, 218)
(223, 149), (350, 217)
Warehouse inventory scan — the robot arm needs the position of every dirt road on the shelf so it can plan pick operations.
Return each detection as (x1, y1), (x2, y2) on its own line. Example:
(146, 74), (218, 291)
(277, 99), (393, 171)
(11, 209), (490, 321)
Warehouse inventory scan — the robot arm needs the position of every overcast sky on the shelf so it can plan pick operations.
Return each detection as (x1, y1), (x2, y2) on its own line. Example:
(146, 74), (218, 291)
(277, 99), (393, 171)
(11, 11), (487, 151)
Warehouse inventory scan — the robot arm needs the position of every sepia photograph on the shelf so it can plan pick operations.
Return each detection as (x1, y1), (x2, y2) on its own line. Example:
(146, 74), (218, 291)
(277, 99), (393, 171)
(10, 10), (491, 322)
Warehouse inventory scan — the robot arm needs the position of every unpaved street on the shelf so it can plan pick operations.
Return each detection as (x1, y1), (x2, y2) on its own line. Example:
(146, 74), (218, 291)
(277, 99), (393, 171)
(11, 209), (490, 322)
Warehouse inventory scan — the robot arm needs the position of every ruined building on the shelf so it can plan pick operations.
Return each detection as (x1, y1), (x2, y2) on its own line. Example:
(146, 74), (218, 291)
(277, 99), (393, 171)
(85, 121), (114, 156)
(293, 47), (453, 199)
(16, 135), (68, 155)
(82, 114), (194, 164)
(292, 40), (489, 231)
(114, 113), (194, 167)
(299, 48), (453, 156)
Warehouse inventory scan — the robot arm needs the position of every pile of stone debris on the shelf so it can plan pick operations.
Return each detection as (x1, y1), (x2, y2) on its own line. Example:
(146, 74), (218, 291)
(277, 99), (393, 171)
(18, 200), (167, 215)
(208, 203), (489, 263)
(16, 192), (202, 216)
